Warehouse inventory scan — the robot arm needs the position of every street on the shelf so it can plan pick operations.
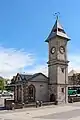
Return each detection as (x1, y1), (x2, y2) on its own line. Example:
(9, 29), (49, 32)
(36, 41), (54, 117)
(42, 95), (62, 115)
(0, 102), (80, 120)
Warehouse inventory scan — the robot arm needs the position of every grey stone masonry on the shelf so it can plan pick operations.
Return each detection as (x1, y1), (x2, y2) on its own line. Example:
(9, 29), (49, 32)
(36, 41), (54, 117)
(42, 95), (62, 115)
(14, 86), (17, 102)
(46, 18), (70, 104)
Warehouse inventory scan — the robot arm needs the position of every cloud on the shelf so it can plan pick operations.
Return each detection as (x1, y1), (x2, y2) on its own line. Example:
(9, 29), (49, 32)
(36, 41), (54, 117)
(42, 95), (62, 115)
(68, 54), (80, 72)
(25, 64), (48, 76)
(25, 53), (80, 76)
(0, 46), (35, 78)
(0, 46), (80, 79)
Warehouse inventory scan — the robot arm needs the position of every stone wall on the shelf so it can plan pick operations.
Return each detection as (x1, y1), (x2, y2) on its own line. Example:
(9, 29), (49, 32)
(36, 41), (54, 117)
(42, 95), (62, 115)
(23, 84), (28, 103)
(5, 99), (14, 110)
(28, 81), (49, 102)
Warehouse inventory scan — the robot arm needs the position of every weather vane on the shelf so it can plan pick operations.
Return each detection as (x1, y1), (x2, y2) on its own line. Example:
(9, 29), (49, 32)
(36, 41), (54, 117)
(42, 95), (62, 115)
(54, 12), (60, 20)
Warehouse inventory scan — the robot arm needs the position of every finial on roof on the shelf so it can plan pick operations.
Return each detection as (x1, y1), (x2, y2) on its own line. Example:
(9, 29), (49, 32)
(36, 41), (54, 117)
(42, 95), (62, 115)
(54, 12), (60, 21)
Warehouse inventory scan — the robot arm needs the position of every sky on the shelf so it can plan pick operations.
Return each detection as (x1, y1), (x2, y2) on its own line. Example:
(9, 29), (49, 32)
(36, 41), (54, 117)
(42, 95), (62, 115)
(0, 0), (80, 78)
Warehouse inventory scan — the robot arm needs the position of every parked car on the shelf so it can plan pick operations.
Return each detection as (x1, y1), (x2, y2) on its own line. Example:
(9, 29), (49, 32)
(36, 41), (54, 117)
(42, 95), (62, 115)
(2, 91), (13, 97)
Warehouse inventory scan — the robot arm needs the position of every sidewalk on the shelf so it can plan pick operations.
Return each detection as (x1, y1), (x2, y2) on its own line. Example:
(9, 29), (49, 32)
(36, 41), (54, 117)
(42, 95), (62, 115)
(0, 102), (80, 120)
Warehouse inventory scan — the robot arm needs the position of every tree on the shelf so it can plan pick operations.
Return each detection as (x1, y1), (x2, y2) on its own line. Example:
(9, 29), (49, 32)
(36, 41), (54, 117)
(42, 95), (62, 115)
(0, 78), (4, 91)
(71, 74), (77, 85)
(77, 74), (80, 85)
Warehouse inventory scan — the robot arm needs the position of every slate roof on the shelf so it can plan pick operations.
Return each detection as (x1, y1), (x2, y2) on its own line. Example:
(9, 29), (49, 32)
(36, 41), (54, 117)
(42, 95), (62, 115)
(20, 74), (33, 80)
(13, 73), (48, 84)
(20, 73), (47, 80)
(68, 70), (77, 76)
(27, 73), (48, 81)
(45, 19), (70, 42)
(68, 70), (80, 77)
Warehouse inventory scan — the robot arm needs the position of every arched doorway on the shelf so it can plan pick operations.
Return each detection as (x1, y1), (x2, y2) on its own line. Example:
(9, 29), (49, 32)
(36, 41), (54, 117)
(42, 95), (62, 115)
(50, 94), (55, 102)
(28, 84), (35, 102)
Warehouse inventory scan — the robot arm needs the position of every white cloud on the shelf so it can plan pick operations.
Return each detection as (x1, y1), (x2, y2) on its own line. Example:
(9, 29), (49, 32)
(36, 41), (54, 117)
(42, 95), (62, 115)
(25, 64), (48, 76)
(68, 54), (80, 73)
(0, 46), (80, 79)
(25, 53), (80, 76)
(0, 46), (35, 78)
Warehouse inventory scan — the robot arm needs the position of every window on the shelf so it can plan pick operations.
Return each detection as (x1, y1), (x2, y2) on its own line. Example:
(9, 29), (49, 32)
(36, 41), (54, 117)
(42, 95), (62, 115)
(61, 88), (64, 93)
(17, 76), (20, 81)
(40, 85), (43, 87)
(29, 87), (33, 95)
(61, 68), (64, 73)
(58, 28), (65, 33)
(53, 29), (57, 32)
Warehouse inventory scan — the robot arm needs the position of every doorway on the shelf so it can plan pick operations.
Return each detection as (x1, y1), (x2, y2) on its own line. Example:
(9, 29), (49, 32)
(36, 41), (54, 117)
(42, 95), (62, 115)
(50, 94), (55, 102)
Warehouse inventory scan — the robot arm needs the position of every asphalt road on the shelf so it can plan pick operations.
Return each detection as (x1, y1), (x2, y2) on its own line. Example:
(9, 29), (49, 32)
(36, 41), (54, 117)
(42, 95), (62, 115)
(0, 102), (80, 120)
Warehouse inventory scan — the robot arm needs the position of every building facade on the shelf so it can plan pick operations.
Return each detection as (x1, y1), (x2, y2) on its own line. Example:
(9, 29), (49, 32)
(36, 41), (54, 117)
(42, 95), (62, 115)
(45, 18), (70, 104)
(11, 73), (49, 103)
(11, 18), (70, 104)
(68, 70), (80, 86)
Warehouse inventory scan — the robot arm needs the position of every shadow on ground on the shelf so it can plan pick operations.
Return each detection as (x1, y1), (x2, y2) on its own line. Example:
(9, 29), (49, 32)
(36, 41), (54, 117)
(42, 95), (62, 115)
(34, 109), (80, 119)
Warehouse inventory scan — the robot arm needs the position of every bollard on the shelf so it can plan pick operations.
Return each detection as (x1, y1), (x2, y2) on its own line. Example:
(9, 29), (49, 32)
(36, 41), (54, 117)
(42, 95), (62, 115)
(55, 100), (58, 105)
(39, 101), (43, 107)
(12, 102), (15, 110)
(22, 103), (25, 108)
(26, 100), (28, 104)
(40, 101), (43, 106)
(36, 100), (39, 108)
(71, 98), (73, 103)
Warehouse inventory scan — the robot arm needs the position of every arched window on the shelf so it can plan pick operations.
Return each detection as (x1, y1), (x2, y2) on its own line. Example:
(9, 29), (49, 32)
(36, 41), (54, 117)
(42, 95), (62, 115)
(28, 84), (35, 102)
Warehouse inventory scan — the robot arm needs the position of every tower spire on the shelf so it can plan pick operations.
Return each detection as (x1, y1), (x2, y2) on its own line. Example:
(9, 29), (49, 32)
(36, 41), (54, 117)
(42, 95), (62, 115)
(46, 15), (70, 104)
(45, 14), (70, 42)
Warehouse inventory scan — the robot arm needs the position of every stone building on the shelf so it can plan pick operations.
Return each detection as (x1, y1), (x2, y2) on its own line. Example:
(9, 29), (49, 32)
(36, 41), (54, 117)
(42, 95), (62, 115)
(68, 70), (80, 86)
(11, 73), (49, 103)
(11, 17), (70, 104)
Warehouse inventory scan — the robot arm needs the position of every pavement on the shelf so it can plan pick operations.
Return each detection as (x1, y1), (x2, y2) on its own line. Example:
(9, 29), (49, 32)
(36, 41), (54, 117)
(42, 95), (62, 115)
(0, 102), (80, 120)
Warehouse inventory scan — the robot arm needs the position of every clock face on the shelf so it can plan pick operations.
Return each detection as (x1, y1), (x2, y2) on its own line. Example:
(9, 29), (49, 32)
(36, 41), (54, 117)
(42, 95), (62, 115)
(51, 47), (56, 54)
(59, 46), (65, 54)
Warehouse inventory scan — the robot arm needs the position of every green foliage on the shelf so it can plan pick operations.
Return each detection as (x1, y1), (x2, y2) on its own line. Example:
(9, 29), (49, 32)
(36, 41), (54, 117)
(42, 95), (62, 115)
(0, 78), (4, 91)
(5, 86), (12, 92)
(0, 77), (10, 91)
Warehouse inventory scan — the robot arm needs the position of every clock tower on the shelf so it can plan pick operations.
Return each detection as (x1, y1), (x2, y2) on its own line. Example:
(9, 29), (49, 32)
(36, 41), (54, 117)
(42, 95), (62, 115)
(45, 18), (70, 104)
